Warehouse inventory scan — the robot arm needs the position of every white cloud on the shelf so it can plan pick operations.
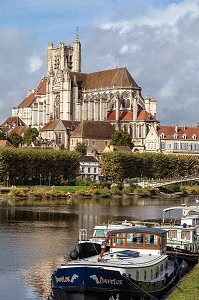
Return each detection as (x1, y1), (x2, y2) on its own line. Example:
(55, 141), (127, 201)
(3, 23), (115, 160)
(0, 28), (45, 124)
(27, 54), (43, 73)
(120, 44), (140, 55)
(83, 0), (199, 125)
(100, 0), (199, 33)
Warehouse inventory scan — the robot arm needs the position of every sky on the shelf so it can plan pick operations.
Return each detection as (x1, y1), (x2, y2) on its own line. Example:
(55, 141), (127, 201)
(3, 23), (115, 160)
(0, 0), (199, 126)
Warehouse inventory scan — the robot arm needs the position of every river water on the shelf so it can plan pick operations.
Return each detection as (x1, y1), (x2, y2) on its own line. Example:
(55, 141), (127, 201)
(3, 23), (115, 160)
(0, 195), (197, 300)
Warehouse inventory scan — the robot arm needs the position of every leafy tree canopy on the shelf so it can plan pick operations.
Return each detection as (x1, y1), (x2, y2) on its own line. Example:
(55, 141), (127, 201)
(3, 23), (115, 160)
(23, 127), (39, 145)
(0, 131), (6, 140)
(8, 133), (23, 147)
(74, 142), (87, 156)
(110, 130), (133, 149)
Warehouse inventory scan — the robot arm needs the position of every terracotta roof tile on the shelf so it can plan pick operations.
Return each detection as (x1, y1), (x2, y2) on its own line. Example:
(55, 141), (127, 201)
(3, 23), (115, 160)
(71, 121), (115, 139)
(158, 125), (199, 139)
(0, 140), (13, 147)
(41, 119), (60, 131)
(1, 116), (26, 127)
(107, 111), (134, 121)
(18, 92), (36, 108)
(8, 126), (27, 137)
(61, 120), (80, 130)
(71, 67), (139, 90)
(107, 110), (156, 121)
(137, 110), (156, 121)
(37, 78), (47, 95)
(17, 78), (46, 108)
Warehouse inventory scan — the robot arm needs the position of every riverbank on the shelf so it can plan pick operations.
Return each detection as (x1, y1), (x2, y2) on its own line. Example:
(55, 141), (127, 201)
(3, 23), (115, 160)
(167, 263), (199, 300)
(0, 184), (199, 199)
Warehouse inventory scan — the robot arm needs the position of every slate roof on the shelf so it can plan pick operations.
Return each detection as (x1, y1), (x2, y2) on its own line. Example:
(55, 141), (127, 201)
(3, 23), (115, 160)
(71, 121), (115, 139)
(80, 156), (99, 163)
(158, 125), (199, 139)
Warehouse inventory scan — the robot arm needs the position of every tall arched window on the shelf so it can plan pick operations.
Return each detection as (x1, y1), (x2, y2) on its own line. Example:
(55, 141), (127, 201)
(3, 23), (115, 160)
(54, 95), (60, 119)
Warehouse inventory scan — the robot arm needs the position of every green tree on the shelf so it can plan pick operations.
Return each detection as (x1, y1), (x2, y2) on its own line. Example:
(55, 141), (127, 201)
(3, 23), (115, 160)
(0, 131), (6, 140)
(23, 127), (39, 145)
(74, 142), (87, 156)
(110, 130), (133, 149)
(8, 133), (23, 147)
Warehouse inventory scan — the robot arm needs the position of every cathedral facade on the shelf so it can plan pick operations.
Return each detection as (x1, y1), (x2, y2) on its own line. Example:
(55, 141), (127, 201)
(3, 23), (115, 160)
(12, 35), (158, 151)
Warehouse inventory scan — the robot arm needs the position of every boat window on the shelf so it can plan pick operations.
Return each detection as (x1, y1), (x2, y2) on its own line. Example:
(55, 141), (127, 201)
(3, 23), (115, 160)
(131, 233), (143, 247)
(144, 270), (147, 280)
(168, 230), (177, 239)
(127, 233), (132, 245)
(136, 271), (139, 281)
(151, 269), (153, 279)
(181, 231), (190, 240)
(145, 234), (157, 248)
(160, 264), (163, 273)
(115, 233), (125, 246)
(94, 230), (105, 237)
(156, 266), (159, 277)
(161, 234), (166, 247)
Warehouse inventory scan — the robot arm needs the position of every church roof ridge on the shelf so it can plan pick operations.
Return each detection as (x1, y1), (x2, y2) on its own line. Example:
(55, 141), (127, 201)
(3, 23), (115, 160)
(70, 67), (139, 90)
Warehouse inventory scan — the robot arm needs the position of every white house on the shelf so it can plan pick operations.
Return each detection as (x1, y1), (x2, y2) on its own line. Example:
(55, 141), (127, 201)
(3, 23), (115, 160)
(145, 124), (199, 155)
(79, 156), (100, 180)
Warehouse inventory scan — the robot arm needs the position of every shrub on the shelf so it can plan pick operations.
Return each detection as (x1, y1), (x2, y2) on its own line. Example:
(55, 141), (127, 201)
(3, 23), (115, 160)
(111, 187), (121, 195)
(8, 187), (28, 197)
(122, 186), (133, 194)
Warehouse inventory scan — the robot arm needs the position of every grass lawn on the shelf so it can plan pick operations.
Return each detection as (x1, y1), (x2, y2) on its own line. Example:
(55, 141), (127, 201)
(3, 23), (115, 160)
(55, 186), (89, 193)
(167, 264), (199, 300)
(16, 185), (90, 193)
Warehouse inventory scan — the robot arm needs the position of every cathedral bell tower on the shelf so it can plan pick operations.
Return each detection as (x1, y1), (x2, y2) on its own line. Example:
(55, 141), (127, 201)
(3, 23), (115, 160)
(46, 35), (81, 123)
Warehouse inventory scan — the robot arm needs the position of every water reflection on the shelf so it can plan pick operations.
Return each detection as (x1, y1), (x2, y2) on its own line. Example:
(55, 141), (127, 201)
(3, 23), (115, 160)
(0, 195), (197, 299)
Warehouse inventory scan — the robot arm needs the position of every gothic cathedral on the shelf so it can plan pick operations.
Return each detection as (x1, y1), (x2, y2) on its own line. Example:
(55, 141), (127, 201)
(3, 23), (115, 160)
(12, 34), (158, 151)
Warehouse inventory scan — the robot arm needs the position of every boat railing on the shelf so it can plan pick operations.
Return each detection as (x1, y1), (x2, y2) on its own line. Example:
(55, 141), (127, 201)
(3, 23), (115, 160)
(79, 229), (87, 241)
(79, 229), (107, 242)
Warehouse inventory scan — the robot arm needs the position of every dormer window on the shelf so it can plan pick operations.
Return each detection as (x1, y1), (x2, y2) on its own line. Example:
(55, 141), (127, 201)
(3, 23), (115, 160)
(160, 133), (165, 138)
(192, 134), (197, 140)
(174, 133), (178, 139)
(182, 134), (187, 139)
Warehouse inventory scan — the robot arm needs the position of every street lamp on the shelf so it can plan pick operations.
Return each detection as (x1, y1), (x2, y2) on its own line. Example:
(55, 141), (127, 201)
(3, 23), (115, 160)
(6, 172), (9, 187)
(48, 173), (51, 186)
(39, 174), (42, 186)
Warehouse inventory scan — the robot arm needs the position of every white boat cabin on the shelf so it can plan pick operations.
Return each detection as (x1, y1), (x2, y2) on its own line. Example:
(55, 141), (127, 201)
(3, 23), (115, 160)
(161, 205), (199, 253)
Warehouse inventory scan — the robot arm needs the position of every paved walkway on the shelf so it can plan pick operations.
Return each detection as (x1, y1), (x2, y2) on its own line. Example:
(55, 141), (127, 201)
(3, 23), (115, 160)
(137, 176), (199, 188)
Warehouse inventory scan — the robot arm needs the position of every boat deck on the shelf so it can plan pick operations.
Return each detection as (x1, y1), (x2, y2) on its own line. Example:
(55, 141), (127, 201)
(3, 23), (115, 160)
(62, 252), (168, 269)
